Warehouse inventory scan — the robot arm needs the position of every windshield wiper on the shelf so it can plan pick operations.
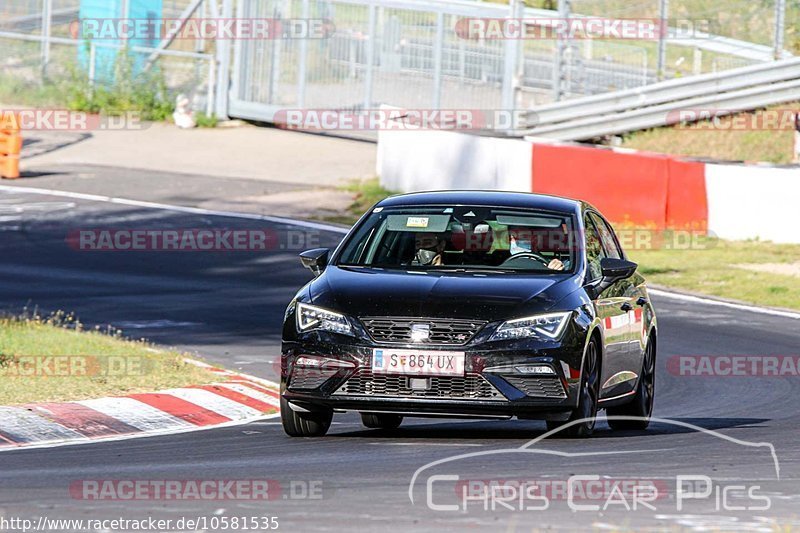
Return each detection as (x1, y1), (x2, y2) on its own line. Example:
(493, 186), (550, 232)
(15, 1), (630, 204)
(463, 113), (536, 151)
(435, 267), (516, 274)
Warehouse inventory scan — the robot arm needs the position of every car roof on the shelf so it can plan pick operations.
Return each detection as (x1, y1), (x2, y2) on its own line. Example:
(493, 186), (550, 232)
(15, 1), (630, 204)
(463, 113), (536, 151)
(376, 190), (583, 214)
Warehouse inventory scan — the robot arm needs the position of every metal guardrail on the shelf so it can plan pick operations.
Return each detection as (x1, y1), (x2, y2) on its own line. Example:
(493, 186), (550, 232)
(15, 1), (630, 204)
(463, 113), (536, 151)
(519, 5), (790, 64)
(522, 57), (800, 140)
(528, 57), (800, 124)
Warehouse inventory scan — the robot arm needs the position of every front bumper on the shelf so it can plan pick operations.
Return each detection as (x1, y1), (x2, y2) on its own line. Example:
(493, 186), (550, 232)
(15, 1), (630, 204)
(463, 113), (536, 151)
(281, 332), (586, 421)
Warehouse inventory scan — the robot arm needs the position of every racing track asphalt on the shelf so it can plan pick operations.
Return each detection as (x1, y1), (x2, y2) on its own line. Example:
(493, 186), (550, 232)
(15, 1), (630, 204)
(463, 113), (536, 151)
(1, 185), (799, 532)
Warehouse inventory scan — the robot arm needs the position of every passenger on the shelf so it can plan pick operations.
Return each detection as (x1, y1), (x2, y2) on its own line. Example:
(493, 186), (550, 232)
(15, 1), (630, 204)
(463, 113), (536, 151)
(414, 233), (446, 266)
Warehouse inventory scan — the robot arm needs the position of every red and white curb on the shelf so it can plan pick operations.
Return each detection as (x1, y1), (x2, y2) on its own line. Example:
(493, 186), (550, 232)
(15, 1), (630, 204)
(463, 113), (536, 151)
(0, 360), (280, 451)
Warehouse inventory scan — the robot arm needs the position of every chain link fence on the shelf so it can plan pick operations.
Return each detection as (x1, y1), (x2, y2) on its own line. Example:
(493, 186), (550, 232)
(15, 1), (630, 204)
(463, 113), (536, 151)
(567, 0), (791, 77)
(0, 0), (215, 115)
(228, 0), (665, 122)
(0, 0), (793, 131)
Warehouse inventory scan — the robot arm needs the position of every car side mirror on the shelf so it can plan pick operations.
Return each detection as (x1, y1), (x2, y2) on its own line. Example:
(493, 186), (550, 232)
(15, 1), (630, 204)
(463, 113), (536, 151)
(601, 257), (638, 280)
(299, 248), (329, 277)
(591, 257), (638, 296)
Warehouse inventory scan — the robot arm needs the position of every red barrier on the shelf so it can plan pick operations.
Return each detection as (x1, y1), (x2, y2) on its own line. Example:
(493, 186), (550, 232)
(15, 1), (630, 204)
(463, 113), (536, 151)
(666, 158), (707, 230)
(531, 144), (669, 228)
(531, 144), (709, 230)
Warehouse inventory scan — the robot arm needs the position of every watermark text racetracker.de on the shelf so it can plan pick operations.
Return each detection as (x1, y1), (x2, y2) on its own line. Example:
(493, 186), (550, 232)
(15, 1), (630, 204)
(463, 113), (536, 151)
(68, 478), (323, 501)
(66, 228), (321, 252)
(70, 17), (334, 40)
(667, 109), (800, 131)
(668, 355), (800, 377)
(455, 227), (714, 252)
(0, 109), (144, 131)
(274, 108), (530, 131)
(454, 17), (715, 41)
(0, 355), (150, 377)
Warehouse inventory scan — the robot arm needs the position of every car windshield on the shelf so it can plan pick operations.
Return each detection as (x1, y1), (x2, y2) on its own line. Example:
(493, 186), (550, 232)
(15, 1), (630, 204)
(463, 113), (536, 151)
(336, 206), (577, 273)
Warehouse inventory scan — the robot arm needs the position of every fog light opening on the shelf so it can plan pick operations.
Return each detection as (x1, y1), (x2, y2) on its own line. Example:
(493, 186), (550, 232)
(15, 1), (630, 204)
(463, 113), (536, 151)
(514, 365), (556, 375)
(295, 355), (355, 369)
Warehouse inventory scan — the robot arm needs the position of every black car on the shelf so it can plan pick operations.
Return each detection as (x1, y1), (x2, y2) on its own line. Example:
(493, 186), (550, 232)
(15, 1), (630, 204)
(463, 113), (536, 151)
(281, 191), (657, 438)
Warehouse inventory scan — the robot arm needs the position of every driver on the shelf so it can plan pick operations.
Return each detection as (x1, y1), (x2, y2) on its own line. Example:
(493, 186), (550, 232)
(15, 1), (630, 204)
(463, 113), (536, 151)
(414, 232), (446, 266)
(509, 231), (564, 271)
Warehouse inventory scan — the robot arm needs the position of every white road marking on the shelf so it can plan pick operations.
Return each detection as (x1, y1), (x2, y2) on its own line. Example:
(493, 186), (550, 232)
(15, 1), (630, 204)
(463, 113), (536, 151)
(112, 320), (201, 329)
(0, 186), (348, 234)
(0, 407), (86, 443)
(650, 288), (800, 320)
(0, 200), (75, 213)
(159, 388), (264, 419)
(77, 397), (192, 432)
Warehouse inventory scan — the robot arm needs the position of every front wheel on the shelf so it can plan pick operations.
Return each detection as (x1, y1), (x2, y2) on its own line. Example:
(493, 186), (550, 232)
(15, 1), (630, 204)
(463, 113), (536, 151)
(280, 396), (333, 437)
(607, 336), (656, 431)
(546, 338), (600, 438)
(361, 413), (403, 430)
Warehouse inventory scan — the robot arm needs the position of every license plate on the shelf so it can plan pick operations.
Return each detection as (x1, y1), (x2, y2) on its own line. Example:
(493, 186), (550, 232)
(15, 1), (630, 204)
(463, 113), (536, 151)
(372, 349), (465, 376)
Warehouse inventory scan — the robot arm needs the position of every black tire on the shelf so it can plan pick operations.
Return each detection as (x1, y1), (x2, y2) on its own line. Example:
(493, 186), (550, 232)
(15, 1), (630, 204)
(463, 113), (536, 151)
(361, 412), (403, 430)
(546, 338), (600, 438)
(607, 336), (656, 431)
(280, 396), (333, 437)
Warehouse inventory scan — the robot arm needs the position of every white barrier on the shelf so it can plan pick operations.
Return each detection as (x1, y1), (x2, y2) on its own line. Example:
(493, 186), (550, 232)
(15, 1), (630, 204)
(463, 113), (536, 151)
(706, 164), (800, 243)
(377, 129), (800, 243)
(377, 130), (532, 193)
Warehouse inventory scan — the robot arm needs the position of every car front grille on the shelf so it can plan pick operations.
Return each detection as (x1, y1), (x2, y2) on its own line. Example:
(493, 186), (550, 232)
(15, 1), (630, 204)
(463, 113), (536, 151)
(501, 375), (567, 399)
(287, 368), (339, 391)
(333, 369), (504, 401)
(360, 317), (485, 345)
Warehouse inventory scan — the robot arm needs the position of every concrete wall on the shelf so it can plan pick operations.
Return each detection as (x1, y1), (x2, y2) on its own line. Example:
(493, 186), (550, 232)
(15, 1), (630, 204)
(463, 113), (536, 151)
(378, 129), (800, 243)
(706, 163), (800, 243)
(377, 129), (531, 192)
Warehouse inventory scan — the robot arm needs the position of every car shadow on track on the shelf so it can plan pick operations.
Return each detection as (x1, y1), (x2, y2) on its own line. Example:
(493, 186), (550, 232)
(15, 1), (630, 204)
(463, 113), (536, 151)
(329, 417), (770, 440)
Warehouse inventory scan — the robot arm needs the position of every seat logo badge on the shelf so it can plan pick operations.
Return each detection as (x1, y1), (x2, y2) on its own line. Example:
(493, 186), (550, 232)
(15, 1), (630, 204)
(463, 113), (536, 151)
(411, 324), (431, 343)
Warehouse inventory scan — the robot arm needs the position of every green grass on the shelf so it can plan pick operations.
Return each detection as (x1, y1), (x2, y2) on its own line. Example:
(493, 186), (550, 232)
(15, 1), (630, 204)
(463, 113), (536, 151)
(194, 112), (219, 128)
(0, 75), (66, 108)
(629, 239), (800, 310)
(0, 51), (173, 121)
(0, 314), (215, 406)
(343, 177), (398, 215)
(317, 178), (398, 226)
(620, 103), (800, 164)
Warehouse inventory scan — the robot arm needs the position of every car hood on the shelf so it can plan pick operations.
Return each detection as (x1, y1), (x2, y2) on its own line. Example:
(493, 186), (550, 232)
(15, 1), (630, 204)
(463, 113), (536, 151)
(307, 266), (577, 322)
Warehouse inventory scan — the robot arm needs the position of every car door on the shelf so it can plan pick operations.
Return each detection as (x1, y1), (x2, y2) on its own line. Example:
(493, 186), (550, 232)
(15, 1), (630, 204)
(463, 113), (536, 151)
(589, 212), (644, 395)
(584, 212), (635, 400)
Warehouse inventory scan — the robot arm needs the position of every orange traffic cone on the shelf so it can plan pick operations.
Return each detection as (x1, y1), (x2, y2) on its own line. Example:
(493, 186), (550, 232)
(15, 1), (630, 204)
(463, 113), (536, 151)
(0, 155), (19, 179)
(0, 112), (21, 179)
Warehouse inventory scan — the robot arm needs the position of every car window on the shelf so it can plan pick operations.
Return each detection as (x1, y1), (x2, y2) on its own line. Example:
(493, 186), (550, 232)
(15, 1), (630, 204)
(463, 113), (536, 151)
(590, 213), (622, 260)
(584, 215), (606, 282)
(336, 206), (577, 273)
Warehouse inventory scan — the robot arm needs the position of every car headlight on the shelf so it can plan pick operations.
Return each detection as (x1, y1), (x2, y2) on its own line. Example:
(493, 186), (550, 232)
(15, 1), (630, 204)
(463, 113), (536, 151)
(490, 312), (571, 341)
(296, 302), (353, 336)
